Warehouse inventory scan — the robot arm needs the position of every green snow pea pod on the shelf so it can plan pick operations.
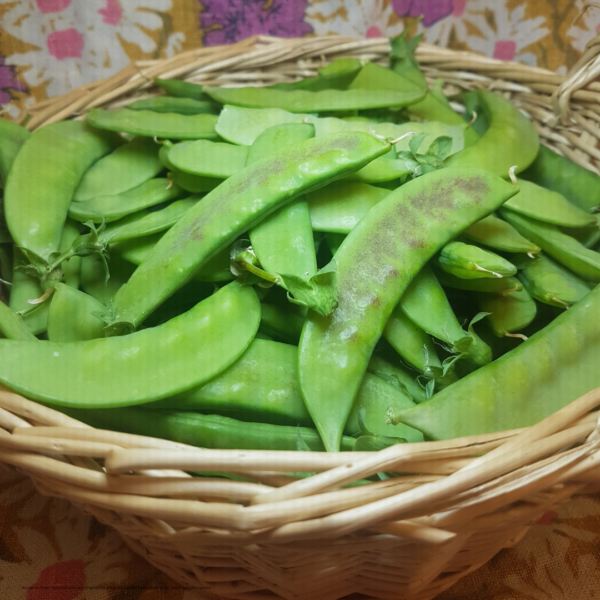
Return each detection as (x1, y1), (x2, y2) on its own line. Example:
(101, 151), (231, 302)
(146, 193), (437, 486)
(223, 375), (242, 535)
(69, 178), (185, 223)
(203, 84), (426, 114)
(0, 301), (37, 341)
(0, 118), (30, 184)
(59, 218), (82, 289)
(260, 303), (305, 345)
(500, 209), (600, 283)
(308, 182), (389, 233)
(325, 232), (346, 256)
(248, 123), (318, 281)
(169, 170), (221, 193)
(47, 283), (106, 342)
(5, 121), (122, 262)
(433, 265), (523, 294)
(86, 108), (219, 141)
(73, 136), (164, 202)
(516, 253), (592, 308)
(80, 251), (136, 306)
(271, 58), (363, 91)
(393, 283), (600, 440)
(475, 287), (537, 337)
(0, 281), (259, 408)
(108, 131), (392, 333)
(299, 167), (517, 451)
(367, 354), (426, 404)
(462, 214), (540, 255)
(562, 215), (600, 250)
(503, 179), (596, 228)
(520, 144), (600, 213)
(128, 96), (219, 115)
(167, 140), (248, 178)
(347, 157), (413, 184)
(435, 241), (518, 279)
(154, 78), (209, 101)
(445, 90), (539, 176)
(0, 245), (11, 283)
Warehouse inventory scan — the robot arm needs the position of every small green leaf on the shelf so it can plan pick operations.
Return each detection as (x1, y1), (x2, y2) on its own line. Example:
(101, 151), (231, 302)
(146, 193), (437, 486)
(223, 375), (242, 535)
(426, 135), (453, 161)
(280, 263), (338, 317)
(408, 132), (428, 157)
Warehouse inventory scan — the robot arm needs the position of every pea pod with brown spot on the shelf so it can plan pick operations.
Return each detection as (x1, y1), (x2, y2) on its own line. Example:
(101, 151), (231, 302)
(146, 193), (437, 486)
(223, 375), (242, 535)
(298, 167), (518, 452)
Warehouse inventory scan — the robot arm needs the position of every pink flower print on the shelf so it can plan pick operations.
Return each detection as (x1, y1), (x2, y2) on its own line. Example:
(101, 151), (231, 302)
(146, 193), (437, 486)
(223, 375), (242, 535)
(47, 28), (84, 60)
(366, 26), (383, 38)
(392, 0), (454, 27)
(200, 0), (313, 47)
(98, 0), (123, 26)
(27, 559), (85, 600)
(0, 56), (26, 106)
(493, 40), (517, 61)
(452, 0), (466, 18)
(35, 0), (71, 14)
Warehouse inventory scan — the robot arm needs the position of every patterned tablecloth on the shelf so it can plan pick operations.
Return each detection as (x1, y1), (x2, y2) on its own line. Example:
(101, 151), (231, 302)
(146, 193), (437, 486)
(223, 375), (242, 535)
(2, 1), (600, 598)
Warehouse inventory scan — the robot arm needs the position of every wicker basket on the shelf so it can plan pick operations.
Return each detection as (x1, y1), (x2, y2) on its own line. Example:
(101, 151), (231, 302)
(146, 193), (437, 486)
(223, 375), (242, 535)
(2, 34), (600, 600)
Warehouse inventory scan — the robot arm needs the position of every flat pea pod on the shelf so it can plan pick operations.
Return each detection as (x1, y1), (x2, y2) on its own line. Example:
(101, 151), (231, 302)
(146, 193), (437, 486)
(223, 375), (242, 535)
(73, 137), (164, 202)
(100, 197), (198, 244)
(204, 85), (425, 114)
(462, 214), (540, 254)
(445, 90), (539, 176)
(516, 254), (592, 308)
(86, 108), (219, 141)
(562, 215), (600, 249)
(271, 58), (363, 92)
(5, 121), (122, 261)
(434, 265), (523, 294)
(300, 167), (518, 451)
(80, 251), (136, 306)
(128, 96), (219, 115)
(435, 241), (517, 279)
(500, 209), (600, 283)
(325, 232), (346, 256)
(503, 179), (596, 228)
(69, 178), (185, 224)
(59, 218), (82, 289)
(167, 140), (248, 179)
(260, 303), (305, 345)
(109, 132), (391, 333)
(347, 157), (413, 184)
(520, 144), (600, 212)
(308, 182), (389, 233)
(475, 288), (537, 337)
(47, 283), (106, 342)
(367, 354), (426, 404)
(0, 118), (30, 184)
(154, 78), (208, 101)
(0, 281), (260, 408)
(169, 170), (221, 194)
(394, 283), (600, 440)
(0, 300), (38, 341)
(248, 123), (318, 281)
(60, 406), (356, 452)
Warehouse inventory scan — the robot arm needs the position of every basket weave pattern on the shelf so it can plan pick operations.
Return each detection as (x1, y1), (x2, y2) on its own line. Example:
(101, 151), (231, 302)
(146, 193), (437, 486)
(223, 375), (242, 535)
(2, 35), (600, 600)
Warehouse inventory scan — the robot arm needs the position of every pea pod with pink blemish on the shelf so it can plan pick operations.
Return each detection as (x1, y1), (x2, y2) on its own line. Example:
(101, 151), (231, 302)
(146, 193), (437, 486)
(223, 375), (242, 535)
(298, 167), (519, 452)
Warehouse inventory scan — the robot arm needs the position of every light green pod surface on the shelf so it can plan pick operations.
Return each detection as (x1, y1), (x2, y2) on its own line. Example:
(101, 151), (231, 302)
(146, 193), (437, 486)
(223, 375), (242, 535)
(0, 118), (30, 184)
(504, 179), (596, 228)
(47, 283), (106, 342)
(69, 178), (185, 223)
(0, 281), (260, 408)
(476, 288), (537, 337)
(100, 197), (198, 244)
(434, 266), (523, 294)
(445, 90), (539, 176)
(59, 218), (83, 290)
(128, 97), (219, 115)
(462, 214), (540, 254)
(0, 301), (38, 341)
(259, 303), (305, 345)
(300, 168), (518, 451)
(271, 58), (363, 91)
(80, 252), (136, 306)
(154, 78), (208, 100)
(110, 132), (391, 332)
(436, 241), (518, 279)
(395, 283), (600, 440)
(517, 254), (592, 308)
(500, 209), (600, 283)
(367, 354), (426, 404)
(5, 121), (121, 261)
(347, 157), (414, 183)
(170, 170), (221, 194)
(87, 108), (219, 140)
(308, 182), (389, 233)
(167, 140), (248, 178)
(73, 137), (164, 202)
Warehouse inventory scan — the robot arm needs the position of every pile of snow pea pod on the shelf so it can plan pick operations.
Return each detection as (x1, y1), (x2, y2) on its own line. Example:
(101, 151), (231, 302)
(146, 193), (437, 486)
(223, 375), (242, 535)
(1, 32), (600, 455)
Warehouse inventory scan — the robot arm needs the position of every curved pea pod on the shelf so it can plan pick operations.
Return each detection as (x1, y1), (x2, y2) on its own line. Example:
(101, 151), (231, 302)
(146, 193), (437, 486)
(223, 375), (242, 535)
(128, 96), (219, 115)
(69, 178), (185, 224)
(169, 170), (221, 194)
(47, 283), (106, 342)
(0, 301), (37, 341)
(308, 182), (389, 233)
(86, 108), (219, 141)
(348, 157), (413, 183)
(435, 241), (518, 279)
(59, 218), (82, 289)
(434, 265), (523, 294)
(367, 354), (426, 404)
(393, 284), (600, 440)
(462, 214), (540, 254)
(517, 254), (592, 308)
(500, 209), (600, 283)
(520, 144), (600, 212)
(0, 281), (260, 407)
(80, 251), (136, 306)
(299, 167), (517, 451)
(4, 121), (122, 262)
(503, 179), (596, 228)
(260, 303), (305, 345)
(167, 140), (248, 179)
(445, 90), (539, 176)
(154, 78), (208, 100)
(0, 118), (30, 184)
(109, 132), (392, 333)
(271, 58), (363, 91)
(476, 287), (537, 337)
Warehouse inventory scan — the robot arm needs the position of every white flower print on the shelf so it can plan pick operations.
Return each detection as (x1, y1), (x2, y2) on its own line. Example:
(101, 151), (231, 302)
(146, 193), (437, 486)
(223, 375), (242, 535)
(567, 1), (600, 54)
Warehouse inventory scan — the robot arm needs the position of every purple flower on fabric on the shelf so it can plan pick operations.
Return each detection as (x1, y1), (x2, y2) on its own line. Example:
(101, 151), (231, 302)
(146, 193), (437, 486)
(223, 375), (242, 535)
(0, 56), (26, 106)
(391, 0), (454, 27)
(200, 0), (313, 47)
